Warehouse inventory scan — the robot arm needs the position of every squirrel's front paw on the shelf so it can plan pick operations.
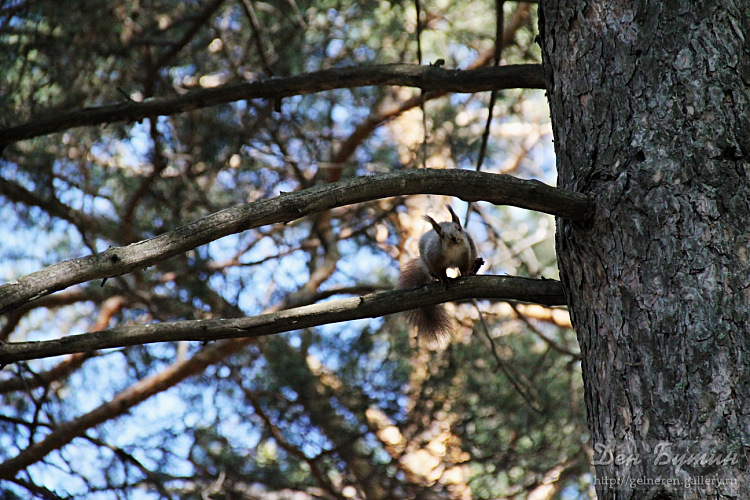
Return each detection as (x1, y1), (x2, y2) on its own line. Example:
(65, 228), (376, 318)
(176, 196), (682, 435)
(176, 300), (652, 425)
(470, 257), (485, 275)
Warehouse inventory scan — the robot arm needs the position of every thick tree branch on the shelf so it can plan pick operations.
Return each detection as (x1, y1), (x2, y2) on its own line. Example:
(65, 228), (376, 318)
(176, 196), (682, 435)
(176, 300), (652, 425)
(0, 169), (589, 314)
(0, 275), (565, 364)
(1, 170), (584, 313)
(0, 64), (543, 145)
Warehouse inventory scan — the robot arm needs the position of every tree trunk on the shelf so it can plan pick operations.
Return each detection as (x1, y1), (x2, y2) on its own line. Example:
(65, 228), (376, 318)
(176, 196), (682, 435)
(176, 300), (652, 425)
(539, 2), (750, 499)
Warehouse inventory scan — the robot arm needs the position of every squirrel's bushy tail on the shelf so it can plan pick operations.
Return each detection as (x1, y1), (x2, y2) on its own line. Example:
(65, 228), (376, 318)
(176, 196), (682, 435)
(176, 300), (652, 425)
(403, 304), (452, 343)
(397, 259), (453, 343)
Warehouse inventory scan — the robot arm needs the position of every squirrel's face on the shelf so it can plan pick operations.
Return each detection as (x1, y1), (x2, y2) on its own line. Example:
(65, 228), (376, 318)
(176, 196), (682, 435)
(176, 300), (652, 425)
(441, 223), (467, 246)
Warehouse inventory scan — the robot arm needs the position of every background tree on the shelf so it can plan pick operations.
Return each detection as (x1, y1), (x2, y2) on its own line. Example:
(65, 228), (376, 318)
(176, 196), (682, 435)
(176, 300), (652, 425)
(0, 1), (593, 499)
(540, 1), (750, 499)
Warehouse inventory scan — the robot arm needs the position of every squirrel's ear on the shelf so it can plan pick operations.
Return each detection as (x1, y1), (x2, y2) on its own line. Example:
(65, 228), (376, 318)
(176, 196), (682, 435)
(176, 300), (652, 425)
(446, 205), (461, 226)
(422, 215), (442, 234)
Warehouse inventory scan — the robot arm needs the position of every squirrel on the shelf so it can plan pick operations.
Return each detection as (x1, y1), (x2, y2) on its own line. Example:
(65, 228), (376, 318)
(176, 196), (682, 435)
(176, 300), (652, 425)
(397, 206), (484, 343)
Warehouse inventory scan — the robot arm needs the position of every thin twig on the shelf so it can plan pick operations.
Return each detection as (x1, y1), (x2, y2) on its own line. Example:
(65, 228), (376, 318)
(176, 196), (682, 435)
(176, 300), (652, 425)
(240, 0), (275, 76)
(476, 0), (506, 173)
(510, 303), (580, 359)
(472, 299), (543, 413)
(415, 0), (428, 169)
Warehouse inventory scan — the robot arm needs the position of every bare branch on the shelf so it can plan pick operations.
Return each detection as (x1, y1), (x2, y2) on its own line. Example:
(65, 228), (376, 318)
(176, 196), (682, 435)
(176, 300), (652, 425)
(0, 169), (589, 314)
(0, 275), (565, 364)
(0, 64), (544, 145)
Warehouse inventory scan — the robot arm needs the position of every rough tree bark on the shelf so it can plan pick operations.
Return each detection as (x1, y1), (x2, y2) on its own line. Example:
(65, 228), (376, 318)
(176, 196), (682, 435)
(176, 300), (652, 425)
(540, 1), (750, 499)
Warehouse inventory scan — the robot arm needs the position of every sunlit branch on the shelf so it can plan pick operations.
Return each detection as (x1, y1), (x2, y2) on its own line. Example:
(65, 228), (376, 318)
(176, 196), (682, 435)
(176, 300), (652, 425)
(0, 169), (590, 314)
(0, 275), (565, 364)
